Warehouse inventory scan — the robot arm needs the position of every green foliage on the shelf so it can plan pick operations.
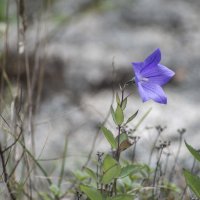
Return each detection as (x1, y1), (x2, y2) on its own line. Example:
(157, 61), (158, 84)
(73, 170), (89, 181)
(84, 167), (97, 181)
(50, 184), (62, 197)
(102, 164), (121, 184)
(183, 169), (200, 197)
(184, 141), (200, 198)
(185, 141), (200, 162)
(110, 104), (124, 126)
(101, 126), (117, 149)
(102, 154), (121, 184)
(102, 155), (118, 172)
(119, 164), (137, 178)
(115, 105), (124, 125)
(110, 105), (117, 125)
(116, 93), (120, 105)
(80, 185), (103, 200)
(121, 98), (127, 111)
(125, 110), (138, 125)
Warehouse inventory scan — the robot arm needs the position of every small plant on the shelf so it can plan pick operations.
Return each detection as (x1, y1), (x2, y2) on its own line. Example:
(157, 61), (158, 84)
(77, 49), (178, 199)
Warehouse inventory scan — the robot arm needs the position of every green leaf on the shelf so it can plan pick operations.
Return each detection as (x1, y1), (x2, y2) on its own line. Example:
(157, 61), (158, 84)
(183, 169), (200, 198)
(84, 167), (97, 181)
(121, 98), (127, 111)
(50, 184), (61, 197)
(80, 185), (103, 200)
(101, 126), (117, 149)
(102, 164), (121, 184)
(110, 106), (117, 125)
(106, 195), (134, 200)
(101, 155), (121, 184)
(115, 105), (124, 125)
(125, 110), (138, 125)
(73, 170), (88, 181)
(116, 93), (120, 105)
(185, 141), (200, 162)
(120, 165), (135, 178)
(102, 155), (118, 172)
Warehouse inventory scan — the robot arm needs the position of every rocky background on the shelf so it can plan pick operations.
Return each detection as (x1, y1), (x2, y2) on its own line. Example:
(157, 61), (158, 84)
(1, 0), (200, 171)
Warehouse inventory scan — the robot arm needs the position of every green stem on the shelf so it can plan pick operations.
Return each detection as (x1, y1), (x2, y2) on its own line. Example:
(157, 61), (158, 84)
(113, 85), (125, 195)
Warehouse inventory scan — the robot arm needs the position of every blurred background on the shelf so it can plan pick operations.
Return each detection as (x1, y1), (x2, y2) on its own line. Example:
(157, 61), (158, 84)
(1, 0), (200, 171)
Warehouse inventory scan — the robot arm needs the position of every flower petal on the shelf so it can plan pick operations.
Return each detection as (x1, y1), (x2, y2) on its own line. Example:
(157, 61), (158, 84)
(142, 64), (175, 86)
(143, 48), (161, 70)
(132, 62), (144, 77)
(137, 82), (167, 104)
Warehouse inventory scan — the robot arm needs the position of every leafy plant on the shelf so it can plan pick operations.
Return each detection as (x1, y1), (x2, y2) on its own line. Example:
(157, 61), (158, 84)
(183, 141), (200, 198)
(78, 82), (181, 199)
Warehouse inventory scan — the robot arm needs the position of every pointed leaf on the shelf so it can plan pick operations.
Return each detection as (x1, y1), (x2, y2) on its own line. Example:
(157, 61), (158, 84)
(101, 155), (121, 184)
(102, 164), (121, 184)
(116, 93), (120, 105)
(121, 98), (127, 111)
(102, 154), (117, 172)
(115, 105), (124, 125)
(120, 165), (136, 178)
(80, 185), (103, 200)
(183, 169), (200, 198)
(110, 106), (117, 125)
(125, 110), (139, 125)
(84, 167), (97, 181)
(185, 141), (200, 162)
(101, 126), (117, 149)
(73, 170), (88, 181)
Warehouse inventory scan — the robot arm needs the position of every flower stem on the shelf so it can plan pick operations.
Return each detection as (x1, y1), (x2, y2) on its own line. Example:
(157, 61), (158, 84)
(113, 85), (126, 195)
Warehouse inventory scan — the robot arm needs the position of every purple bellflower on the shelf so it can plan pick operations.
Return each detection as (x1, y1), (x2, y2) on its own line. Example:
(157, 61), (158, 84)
(132, 48), (175, 104)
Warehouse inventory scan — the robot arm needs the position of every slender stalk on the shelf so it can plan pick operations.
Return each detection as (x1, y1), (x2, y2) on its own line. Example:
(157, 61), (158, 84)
(116, 86), (124, 161)
(131, 142), (137, 163)
(116, 125), (121, 162)
(113, 86), (125, 195)
(163, 153), (170, 177)
(58, 136), (68, 187)
(169, 130), (184, 182)
(152, 147), (163, 198)
(0, 144), (16, 200)
(181, 157), (195, 200)
(148, 126), (163, 166)
(96, 162), (99, 189)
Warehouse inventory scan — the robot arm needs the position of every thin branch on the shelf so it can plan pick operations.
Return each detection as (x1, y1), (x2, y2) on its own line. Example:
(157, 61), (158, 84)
(2, 127), (22, 153)
(0, 143), (16, 200)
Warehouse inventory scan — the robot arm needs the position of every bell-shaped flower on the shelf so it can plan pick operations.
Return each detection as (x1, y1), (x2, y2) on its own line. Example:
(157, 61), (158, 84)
(132, 48), (175, 104)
